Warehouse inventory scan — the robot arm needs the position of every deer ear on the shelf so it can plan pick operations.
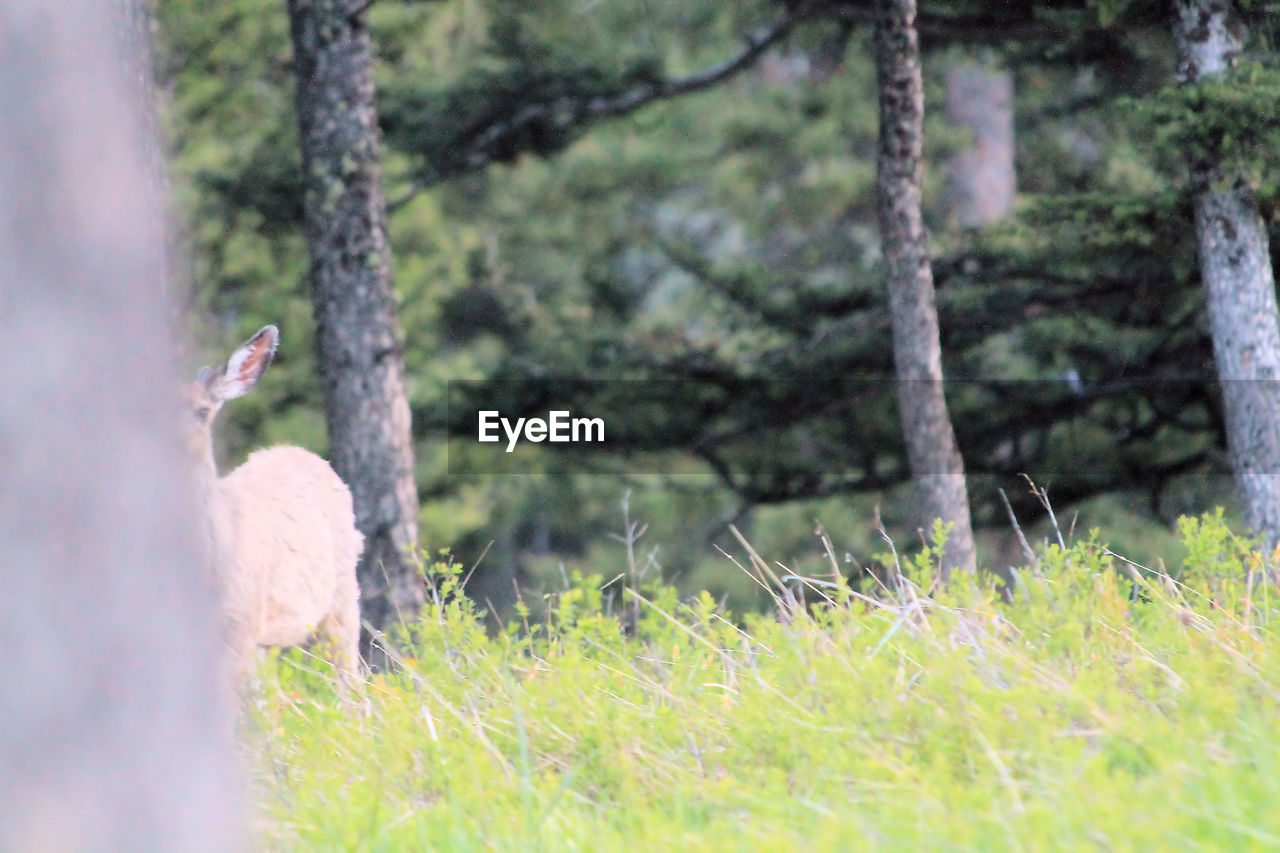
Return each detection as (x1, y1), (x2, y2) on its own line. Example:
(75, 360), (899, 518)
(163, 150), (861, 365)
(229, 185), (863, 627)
(206, 325), (279, 401)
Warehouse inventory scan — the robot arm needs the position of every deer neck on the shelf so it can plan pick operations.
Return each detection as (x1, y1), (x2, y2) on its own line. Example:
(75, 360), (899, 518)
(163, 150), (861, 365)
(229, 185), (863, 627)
(193, 445), (234, 575)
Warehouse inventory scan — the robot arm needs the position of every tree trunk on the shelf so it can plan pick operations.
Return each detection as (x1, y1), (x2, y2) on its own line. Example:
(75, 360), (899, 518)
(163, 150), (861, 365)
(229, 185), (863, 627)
(874, 0), (978, 579)
(114, 0), (189, 360)
(1172, 0), (1280, 548)
(942, 50), (1015, 227)
(0, 1), (243, 847)
(287, 0), (424, 648)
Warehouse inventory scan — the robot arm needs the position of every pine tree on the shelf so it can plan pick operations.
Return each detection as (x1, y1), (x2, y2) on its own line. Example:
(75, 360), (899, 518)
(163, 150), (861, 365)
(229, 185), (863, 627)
(874, 0), (978, 578)
(287, 0), (424, 647)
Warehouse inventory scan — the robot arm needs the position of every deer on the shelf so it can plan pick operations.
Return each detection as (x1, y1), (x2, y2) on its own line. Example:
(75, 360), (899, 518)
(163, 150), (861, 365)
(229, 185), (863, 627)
(181, 325), (363, 691)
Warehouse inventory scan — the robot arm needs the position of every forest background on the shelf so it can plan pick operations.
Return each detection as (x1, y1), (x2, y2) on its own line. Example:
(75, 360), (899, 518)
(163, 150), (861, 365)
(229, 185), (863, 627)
(154, 0), (1280, 619)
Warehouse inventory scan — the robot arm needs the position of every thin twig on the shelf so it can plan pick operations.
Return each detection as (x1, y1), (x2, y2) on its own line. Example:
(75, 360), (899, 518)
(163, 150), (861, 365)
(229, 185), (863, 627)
(999, 487), (1039, 573)
(1023, 474), (1065, 550)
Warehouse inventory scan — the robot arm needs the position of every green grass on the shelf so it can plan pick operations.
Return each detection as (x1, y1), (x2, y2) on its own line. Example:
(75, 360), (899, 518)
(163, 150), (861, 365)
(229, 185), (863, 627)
(248, 511), (1280, 851)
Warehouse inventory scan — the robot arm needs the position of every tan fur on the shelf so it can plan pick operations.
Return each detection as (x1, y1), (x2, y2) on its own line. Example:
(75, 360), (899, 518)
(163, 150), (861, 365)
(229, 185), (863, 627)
(184, 326), (363, 688)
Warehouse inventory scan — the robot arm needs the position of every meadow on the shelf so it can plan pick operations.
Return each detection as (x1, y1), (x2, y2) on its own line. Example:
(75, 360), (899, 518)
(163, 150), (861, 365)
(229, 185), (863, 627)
(248, 510), (1280, 851)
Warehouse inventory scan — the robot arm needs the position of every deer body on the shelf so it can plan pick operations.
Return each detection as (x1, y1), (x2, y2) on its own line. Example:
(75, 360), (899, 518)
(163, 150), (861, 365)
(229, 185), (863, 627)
(186, 326), (362, 686)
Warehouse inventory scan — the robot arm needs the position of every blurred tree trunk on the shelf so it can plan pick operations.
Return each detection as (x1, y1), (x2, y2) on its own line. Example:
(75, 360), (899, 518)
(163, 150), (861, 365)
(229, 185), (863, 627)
(0, 1), (243, 848)
(287, 0), (424, 648)
(114, 0), (190, 358)
(1172, 0), (1280, 549)
(874, 0), (978, 579)
(942, 50), (1015, 227)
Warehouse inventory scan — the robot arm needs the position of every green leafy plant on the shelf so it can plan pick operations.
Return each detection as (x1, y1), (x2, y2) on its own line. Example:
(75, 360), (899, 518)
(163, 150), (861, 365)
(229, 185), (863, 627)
(247, 516), (1280, 850)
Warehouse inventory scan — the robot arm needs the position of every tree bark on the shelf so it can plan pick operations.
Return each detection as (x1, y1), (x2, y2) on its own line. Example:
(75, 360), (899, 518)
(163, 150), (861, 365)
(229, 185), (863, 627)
(942, 50), (1015, 227)
(874, 0), (978, 579)
(287, 0), (424, 647)
(113, 0), (189, 360)
(0, 1), (243, 847)
(1172, 0), (1280, 548)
